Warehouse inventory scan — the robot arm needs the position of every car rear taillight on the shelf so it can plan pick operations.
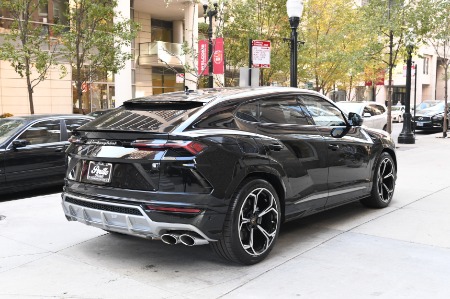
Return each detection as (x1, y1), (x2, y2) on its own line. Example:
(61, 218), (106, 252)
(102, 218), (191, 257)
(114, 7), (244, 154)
(130, 140), (207, 155)
(145, 205), (202, 214)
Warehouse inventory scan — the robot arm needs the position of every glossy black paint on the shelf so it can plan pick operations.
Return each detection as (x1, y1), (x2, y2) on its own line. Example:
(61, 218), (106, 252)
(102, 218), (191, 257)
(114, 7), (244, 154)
(63, 87), (396, 240)
(0, 115), (93, 194)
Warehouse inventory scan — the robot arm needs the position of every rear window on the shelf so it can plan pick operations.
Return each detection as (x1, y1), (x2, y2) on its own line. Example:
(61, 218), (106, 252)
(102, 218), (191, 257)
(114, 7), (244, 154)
(0, 119), (26, 144)
(79, 102), (205, 133)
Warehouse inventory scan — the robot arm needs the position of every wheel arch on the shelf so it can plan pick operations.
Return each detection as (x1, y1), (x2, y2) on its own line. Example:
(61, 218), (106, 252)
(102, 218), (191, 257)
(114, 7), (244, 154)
(382, 147), (397, 171)
(238, 171), (287, 222)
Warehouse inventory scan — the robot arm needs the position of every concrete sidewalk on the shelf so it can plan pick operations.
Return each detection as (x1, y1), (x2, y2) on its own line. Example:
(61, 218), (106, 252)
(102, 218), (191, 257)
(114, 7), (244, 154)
(1, 132), (449, 299)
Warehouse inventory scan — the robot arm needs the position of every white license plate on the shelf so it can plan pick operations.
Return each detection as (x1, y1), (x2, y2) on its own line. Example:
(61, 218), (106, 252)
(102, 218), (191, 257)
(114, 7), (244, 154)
(87, 161), (113, 183)
(416, 122), (423, 127)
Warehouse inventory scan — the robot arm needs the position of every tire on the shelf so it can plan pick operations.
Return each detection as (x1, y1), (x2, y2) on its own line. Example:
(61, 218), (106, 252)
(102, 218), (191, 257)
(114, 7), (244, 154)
(211, 179), (281, 265)
(361, 152), (396, 208)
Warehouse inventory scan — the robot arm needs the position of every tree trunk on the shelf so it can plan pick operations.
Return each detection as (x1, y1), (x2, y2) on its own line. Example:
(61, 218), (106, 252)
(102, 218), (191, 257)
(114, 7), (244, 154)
(444, 64), (448, 138)
(27, 81), (34, 115)
(25, 57), (34, 114)
(77, 81), (84, 114)
(386, 29), (393, 134)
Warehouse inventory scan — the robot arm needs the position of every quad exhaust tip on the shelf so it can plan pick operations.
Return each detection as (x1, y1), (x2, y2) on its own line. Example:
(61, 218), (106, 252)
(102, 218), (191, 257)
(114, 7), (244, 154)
(161, 233), (180, 245)
(161, 233), (209, 246)
(179, 234), (209, 246)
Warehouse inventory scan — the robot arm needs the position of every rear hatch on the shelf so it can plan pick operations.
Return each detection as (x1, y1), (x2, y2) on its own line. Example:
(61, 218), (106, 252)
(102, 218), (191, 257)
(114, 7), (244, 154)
(67, 97), (212, 193)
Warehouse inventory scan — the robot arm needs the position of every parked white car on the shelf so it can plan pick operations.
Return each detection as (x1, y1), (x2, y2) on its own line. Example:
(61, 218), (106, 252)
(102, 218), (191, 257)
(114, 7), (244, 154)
(335, 101), (388, 131)
(392, 105), (405, 122)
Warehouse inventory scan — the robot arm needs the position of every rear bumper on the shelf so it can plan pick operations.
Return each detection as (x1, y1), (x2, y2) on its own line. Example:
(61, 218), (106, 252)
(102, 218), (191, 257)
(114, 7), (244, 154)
(61, 190), (227, 241)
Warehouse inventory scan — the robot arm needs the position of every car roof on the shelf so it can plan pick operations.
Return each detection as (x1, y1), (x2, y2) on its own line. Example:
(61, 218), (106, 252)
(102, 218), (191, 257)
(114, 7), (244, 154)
(124, 87), (325, 105)
(6, 114), (92, 121)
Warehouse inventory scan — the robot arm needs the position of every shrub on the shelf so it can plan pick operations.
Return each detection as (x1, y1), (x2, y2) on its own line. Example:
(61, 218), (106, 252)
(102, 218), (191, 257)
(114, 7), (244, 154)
(0, 113), (13, 118)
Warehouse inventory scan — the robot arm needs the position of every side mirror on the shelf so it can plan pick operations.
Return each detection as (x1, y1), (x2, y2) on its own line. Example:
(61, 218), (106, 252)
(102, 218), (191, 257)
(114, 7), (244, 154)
(348, 112), (363, 126)
(12, 139), (31, 148)
(331, 127), (348, 138)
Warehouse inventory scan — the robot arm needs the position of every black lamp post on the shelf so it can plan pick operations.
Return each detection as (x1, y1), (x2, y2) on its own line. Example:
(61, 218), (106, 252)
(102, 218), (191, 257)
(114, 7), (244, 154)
(286, 0), (304, 88)
(202, 0), (218, 88)
(398, 29), (416, 144)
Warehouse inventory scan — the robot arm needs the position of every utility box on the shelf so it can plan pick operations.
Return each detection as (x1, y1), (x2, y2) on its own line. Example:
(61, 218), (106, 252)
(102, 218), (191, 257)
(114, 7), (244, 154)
(239, 68), (260, 87)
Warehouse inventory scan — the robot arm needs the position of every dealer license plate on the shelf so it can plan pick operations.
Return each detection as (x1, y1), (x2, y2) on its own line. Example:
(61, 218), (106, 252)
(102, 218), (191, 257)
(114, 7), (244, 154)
(87, 161), (113, 183)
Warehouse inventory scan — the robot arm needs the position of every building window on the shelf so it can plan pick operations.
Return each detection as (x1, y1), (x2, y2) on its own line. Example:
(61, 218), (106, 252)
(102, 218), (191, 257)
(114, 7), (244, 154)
(152, 67), (183, 95)
(423, 57), (429, 75)
(151, 19), (173, 43)
(39, 2), (48, 17)
(53, 0), (69, 25)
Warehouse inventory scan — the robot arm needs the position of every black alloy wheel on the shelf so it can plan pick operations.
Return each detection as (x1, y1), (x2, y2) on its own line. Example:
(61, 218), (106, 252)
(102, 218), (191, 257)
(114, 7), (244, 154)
(361, 152), (396, 208)
(211, 179), (280, 265)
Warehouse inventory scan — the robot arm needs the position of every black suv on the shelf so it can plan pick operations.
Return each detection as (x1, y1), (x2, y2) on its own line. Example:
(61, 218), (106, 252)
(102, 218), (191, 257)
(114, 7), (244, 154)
(62, 87), (397, 264)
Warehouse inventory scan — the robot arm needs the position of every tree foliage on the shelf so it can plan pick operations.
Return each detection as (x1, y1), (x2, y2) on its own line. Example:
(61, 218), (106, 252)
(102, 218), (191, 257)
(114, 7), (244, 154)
(223, 0), (291, 86)
(415, 0), (450, 137)
(0, 0), (60, 114)
(299, 0), (374, 94)
(55, 0), (138, 113)
(359, 0), (418, 133)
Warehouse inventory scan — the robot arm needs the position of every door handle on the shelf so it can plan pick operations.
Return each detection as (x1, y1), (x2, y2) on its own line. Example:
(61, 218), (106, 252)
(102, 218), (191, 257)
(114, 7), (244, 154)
(55, 147), (64, 152)
(268, 143), (283, 151)
(328, 144), (339, 151)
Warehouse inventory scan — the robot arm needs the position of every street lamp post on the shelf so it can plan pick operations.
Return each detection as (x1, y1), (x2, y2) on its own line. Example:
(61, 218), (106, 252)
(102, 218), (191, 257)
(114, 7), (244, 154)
(398, 29), (416, 144)
(202, 0), (218, 88)
(286, 0), (304, 88)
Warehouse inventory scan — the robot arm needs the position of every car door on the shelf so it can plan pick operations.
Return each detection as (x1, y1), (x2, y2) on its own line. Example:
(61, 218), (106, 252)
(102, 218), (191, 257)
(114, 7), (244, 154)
(4, 119), (66, 188)
(370, 103), (386, 130)
(362, 104), (376, 129)
(299, 95), (374, 208)
(253, 95), (329, 218)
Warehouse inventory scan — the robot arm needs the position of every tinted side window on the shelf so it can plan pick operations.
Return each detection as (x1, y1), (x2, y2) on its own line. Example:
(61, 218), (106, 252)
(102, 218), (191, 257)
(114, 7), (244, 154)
(300, 95), (346, 126)
(374, 104), (386, 114)
(65, 118), (91, 135)
(363, 106), (373, 116)
(18, 120), (61, 144)
(259, 97), (309, 125)
(235, 101), (259, 122)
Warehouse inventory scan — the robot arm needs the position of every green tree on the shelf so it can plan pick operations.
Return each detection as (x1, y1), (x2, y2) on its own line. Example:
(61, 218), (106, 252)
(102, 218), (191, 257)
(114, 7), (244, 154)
(56, 0), (138, 114)
(415, 0), (450, 137)
(299, 0), (368, 94)
(360, 0), (418, 133)
(0, 0), (60, 114)
(223, 0), (291, 86)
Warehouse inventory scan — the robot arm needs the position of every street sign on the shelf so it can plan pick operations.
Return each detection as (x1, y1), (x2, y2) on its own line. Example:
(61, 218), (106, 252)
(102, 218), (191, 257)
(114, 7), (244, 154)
(176, 73), (184, 83)
(252, 40), (271, 68)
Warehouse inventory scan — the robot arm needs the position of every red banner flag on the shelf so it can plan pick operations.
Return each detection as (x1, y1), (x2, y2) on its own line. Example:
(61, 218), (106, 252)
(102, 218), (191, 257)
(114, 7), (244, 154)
(198, 40), (209, 76)
(213, 38), (224, 75)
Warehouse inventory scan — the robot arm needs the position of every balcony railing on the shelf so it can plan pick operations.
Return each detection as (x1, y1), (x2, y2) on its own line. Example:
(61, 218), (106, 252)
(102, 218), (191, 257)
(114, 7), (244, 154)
(138, 41), (185, 67)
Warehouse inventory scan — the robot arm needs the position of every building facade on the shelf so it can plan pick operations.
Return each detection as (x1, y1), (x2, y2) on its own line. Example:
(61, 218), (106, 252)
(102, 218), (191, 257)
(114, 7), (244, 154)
(0, 1), (448, 116)
(0, 0), (203, 116)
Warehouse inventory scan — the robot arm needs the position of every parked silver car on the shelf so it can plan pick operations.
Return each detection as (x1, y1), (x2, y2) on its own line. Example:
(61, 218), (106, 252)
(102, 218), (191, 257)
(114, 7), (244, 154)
(335, 101), (388, 131)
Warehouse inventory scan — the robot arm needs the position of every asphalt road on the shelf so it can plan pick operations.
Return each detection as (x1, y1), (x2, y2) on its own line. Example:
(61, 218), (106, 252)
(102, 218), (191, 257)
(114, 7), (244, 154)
(1, 123), (449, 299)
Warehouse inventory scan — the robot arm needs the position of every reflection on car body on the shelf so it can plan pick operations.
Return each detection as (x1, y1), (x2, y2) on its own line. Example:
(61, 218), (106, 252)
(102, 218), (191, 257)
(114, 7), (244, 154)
(61, 87), (397, 265)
